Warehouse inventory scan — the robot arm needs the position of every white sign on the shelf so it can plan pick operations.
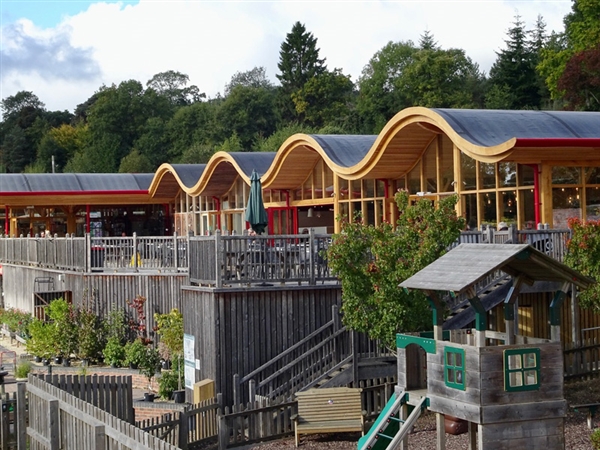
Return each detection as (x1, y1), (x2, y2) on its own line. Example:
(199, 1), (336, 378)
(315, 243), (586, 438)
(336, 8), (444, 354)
(184, 333), (195, 363)
(184, 362), (195, 389)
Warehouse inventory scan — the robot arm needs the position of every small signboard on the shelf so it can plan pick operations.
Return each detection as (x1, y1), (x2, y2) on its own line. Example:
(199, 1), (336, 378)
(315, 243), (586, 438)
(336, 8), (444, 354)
(184, 333), (196, 389)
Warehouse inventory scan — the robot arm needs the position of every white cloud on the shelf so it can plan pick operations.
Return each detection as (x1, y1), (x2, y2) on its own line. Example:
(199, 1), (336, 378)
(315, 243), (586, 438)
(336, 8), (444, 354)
(0, 0), (573, 114)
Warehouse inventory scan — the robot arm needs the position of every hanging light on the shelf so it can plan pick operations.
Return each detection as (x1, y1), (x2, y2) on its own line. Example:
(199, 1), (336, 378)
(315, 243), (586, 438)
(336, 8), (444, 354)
(307, 208), (314, 218)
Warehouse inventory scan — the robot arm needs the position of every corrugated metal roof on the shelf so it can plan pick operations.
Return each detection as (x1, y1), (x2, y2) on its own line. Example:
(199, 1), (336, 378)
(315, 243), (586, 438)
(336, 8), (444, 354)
(0, 173), (153, 193)
(310, 135), (378, 168)
(228, 152), (277, 178)
(433, 109), (600, 147)
(400, 243), (594, 295)
(168, 165), (206, 189)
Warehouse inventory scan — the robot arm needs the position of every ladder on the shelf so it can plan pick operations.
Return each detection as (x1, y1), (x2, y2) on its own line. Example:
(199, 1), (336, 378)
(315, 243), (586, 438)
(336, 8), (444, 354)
(357, 391), (429, 450)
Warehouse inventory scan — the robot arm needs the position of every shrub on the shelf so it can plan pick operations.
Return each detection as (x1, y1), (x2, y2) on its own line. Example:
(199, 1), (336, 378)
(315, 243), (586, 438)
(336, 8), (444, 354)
(158, 369), (179, 400)
(138, 345), (161, 391)
(592, 428), (600, 450)
(1, 309), (33, 338)
(46, 299), (77, 359)
(15, 361), (31, 379)
(103, 336), (126, 367)
(76, 306), (105, 362)
(26, 319), (53, 360)
(124, 339), (147, 368)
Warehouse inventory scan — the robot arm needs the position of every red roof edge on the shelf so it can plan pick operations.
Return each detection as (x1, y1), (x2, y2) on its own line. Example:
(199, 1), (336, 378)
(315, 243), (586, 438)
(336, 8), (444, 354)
(0, 190), (149, 196)
(515, 138), (600, 147)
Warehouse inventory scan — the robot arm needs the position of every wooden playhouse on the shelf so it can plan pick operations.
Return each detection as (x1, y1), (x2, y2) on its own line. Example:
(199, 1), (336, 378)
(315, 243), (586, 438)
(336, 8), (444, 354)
(358, 243), (594, 450)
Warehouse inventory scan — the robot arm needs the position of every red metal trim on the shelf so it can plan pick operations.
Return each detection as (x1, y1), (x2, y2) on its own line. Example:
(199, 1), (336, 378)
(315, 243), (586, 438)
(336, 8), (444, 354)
(86, 204), (90, 234)
(515, 138), (600, 147)
(0, 190), (149, 197)
(4, 207), (8, 235)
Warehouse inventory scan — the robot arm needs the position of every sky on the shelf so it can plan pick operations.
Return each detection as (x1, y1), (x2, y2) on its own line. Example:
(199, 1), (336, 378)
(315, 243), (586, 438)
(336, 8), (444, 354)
(1, 0), (574, 116)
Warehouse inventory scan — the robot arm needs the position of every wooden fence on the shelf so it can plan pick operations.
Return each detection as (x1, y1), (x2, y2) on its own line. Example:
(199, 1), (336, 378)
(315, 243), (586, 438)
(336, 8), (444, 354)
(0, 385), (26, 450)
(26, 374), (181, 450)
(564, 339), (600, 380)
(36, 374), (134, 423)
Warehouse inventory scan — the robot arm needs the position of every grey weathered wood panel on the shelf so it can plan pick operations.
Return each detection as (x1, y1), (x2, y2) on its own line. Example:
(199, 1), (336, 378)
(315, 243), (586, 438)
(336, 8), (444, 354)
(478, 418), (565, 450)
(182, 284), (342, 407)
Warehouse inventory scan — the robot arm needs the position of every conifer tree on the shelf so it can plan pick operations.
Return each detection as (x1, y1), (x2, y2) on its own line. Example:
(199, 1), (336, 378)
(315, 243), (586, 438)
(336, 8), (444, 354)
(487, 14), (541, 109)
(276, 22), (327, 121)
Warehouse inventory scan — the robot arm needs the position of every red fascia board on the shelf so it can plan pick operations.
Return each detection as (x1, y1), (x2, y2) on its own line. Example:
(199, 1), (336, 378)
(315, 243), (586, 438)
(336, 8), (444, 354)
(515, 138), (600, 147)
(0, 190), (149, 196)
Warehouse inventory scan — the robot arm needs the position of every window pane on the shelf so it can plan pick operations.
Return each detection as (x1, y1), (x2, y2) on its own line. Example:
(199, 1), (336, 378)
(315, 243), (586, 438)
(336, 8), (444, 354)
(519, 164), (535, 186)
(364, 179), (375, 198)
(447, 369), (455, 383)
(423, 145), (437, 193)
(455, 353), (462, 367)
(586, 187), (600, 221)
(520, 189), (536, 227)
(524, 370), (537, 385)
(462, 193), (478, 230)
(553, 187), (582, 228)
(523, 352), (536, 368)
(586, 167), (600, 184)
(481, 192), (497, 224)
(408, 162), (421, 194)
(456, 370), (463, 384)
(510, 372), (523, 387)
(439, 137), (454, 193)
(499, 162), (517, 188)
(479, 162), (496, 189)
(500, 191), (517, 222)
(508, 354), (522, 370)
(446, 352), (455, 366)
(461, 153), (476, 191)
(552, 166), (580, 184)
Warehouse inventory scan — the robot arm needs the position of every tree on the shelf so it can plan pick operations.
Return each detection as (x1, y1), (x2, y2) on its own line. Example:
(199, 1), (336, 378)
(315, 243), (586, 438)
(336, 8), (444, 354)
(146, 70), (204, 107)
(564, 218), (600, 313)
(538, 0), (600, 100)
(487, 14), (542, 109)
(217, 85), (276, 149)
(276, 22), (327, 122)
(167, 101), (219, 161)
(357, 40), (418, 133)
(327, 191), (465, 349)
(1, 91), (45, 118)
(119, 148), (153, 173)
(225, 67), (273, 96)
(36, 124), (85, 173)
(291, 69), (355, 128)
(558, 45), (600, 110)
(419, 30), (438, 50)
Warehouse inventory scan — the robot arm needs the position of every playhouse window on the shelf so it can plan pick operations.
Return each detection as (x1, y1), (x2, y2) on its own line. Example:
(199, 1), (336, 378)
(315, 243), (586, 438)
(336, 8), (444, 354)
(504, 348), (540, 392)
(444, 347), (465, 390)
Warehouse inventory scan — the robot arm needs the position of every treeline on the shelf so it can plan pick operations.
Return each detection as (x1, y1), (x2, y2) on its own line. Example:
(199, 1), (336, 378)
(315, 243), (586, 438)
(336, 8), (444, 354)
(1, 1), (599, 174)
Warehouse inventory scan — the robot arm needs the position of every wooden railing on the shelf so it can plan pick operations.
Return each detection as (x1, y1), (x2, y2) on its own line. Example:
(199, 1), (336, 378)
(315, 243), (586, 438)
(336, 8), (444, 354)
(0, 233), (189, 273)
(233, 306), (392, 406)
(189, 229), (336, 287)
(564, 339), (600, 381)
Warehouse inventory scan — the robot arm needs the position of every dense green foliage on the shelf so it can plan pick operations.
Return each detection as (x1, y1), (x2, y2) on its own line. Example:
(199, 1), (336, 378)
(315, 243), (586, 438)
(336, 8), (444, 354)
(2, 9), (599, 174)
(564, 218), (600, 312)
(327, 191), (465, 349)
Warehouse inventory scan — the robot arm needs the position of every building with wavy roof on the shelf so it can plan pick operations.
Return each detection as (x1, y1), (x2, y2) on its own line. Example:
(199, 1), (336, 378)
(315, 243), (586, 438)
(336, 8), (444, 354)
(3, 107), (600, 236)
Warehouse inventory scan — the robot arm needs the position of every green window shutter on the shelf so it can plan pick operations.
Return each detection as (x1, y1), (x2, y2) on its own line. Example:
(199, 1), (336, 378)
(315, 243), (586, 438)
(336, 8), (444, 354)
(504, 348), (541, 392)
(444, 347), (466, 391)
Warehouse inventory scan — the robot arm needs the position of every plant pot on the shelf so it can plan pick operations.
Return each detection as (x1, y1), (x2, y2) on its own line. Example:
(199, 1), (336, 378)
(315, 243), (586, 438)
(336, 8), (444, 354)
(129, 363), (138, 370)
(62, 358), (71, 367)
(172, 390), (185, 404)
(42, 359), (50, 366)
(81, 359), (90, 367)
(144, 393), (155, 402)
(54, 356), (63, 365)
(33, 356), (42, 363)
(161, 360), (171, 370)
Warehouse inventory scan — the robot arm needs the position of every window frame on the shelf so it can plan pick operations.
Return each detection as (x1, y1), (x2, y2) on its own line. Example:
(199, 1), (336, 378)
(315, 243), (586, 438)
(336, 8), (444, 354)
(503, 348), (541, 392)
(444, 346), (466, 391)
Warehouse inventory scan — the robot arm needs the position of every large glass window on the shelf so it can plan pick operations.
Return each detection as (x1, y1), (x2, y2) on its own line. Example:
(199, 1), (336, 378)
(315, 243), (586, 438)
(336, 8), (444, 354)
(553, 187), (581, 228)
(499, 162), (517, 188)
(481, 192), (497, 225)
(504, 348), (540, 392)
(479, 162), (496, 189)
(423, 144), (437, 193)
(408, 162), (421, 194)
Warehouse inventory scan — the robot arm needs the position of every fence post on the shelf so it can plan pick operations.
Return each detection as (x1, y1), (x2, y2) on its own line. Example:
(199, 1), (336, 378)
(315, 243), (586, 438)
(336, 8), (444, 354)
(173, 232), (179, 269)
(215, 231), (223, 289)
(249, 380), (256, 403)
(16, 383), (26, 450)
(92, 424), (106, 450)
(218, 414), (228, 450)
(351, 331), (359, 386)
(86, 233), (91, 273)
(233, 374), (240, 406)
(178, 408), (189, 450)
(0, 395), (7, 450)
(309, 229), (315, 285)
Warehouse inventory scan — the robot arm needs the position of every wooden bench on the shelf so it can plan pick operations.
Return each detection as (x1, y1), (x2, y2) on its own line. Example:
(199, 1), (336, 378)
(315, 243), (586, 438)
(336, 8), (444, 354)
(292, 387), (365, 446)
(572, 403), (600, 429)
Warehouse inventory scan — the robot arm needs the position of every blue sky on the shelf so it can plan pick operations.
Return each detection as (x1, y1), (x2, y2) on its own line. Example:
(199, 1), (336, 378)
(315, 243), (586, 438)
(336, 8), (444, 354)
(1, 1), (573, 116)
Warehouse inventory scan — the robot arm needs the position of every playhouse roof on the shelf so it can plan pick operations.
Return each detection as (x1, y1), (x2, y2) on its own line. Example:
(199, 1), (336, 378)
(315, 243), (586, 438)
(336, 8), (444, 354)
(400, 243), (594, 295)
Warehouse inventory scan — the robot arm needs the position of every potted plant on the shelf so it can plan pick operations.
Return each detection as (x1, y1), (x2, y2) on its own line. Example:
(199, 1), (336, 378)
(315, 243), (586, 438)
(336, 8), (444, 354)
(26, 318), (53, 363)
(15, 361), (31, 381)
(124, 338), (146, 369)
(137, 345), (160, 402)
(103, 336), (126, 368)
(46, 299), (77, 365)
(154, 309), (184, 396)
(76, 306), (105, 365)
(158, 357), (185, 402)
